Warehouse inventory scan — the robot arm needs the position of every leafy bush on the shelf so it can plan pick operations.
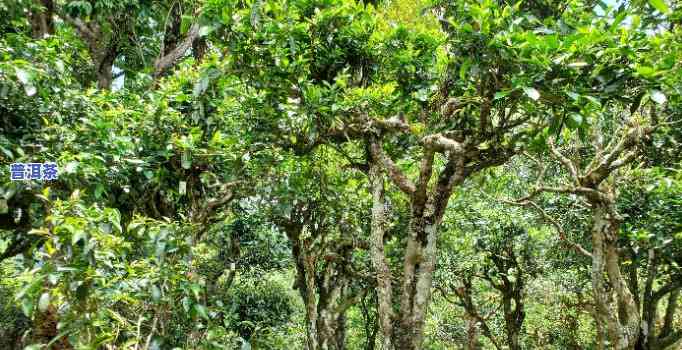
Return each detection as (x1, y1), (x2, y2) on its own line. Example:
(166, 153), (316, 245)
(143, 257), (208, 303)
(222, 277), (296, 341)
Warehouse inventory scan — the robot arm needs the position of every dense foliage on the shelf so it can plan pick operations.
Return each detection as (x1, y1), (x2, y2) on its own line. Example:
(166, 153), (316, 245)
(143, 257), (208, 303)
(1, 0), (681, 349)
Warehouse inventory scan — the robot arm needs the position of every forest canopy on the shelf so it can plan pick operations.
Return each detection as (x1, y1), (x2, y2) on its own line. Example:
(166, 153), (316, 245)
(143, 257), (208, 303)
(0, 0), (681, 349)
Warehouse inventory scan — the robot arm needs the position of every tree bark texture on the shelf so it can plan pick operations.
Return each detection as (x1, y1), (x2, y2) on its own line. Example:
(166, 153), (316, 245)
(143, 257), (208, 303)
(369, 158), (395, 350)
(29, 0), (55, 39)
(281, 216), (358, 350)
(590, 203), (639, 350)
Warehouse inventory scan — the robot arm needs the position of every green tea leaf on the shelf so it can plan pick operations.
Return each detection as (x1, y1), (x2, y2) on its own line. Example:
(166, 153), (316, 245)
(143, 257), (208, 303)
(649, 0), (670, 14)
(38, 292), (50, 312)
(650, 90), (667, 104)
(523, 87), (540, 101)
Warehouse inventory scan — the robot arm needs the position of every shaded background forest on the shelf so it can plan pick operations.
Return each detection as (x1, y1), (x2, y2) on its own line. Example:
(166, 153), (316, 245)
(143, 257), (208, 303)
(1, 0), (681, 349)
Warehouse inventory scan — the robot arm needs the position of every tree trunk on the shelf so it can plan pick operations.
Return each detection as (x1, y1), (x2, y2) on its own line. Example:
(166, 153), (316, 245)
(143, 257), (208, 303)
(503, 293), (523, 350)
(454, 276), (502, 350)
(283, 219), (355, 350)
(394, 219), (441, 350)
(302, 249), (320, 350)
(360, 291), (379, 350)
(465, 314), (481, 350)
(95, 50), (116, 89)
(300, 279), (349, 350)
(33, 305), (72, 349)
(368, 149), (465, 350)
(660, 289), (680, 340)
(29, 0), (54, 39)
(591, 203), (640, 350)
(635, 286), (682, 350)
(315, 305), (347, 350)
(63, 16), (124, 90)
(368, 159), (395, 350)
(162, 3), (182, 57)
(315, 260), (349, 350)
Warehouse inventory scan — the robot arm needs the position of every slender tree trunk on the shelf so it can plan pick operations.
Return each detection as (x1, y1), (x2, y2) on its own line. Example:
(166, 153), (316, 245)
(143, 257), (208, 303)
(593, 307), (606, 350)
(33, 305), (72, 349)
(635, 286), (682, 350)
(334, 313), (347, 350)
(591, 203), (639, 350)
(95, 49), (117, 89)
(660, 289), (680, 339)
(315, 266), (349, 350)
(636, 249), (658, 350)
(301, 284), (349, 350)
(368, 146), (465, 350)
(361, 291), (379, 350)
(283, 219), (355, 350)
(368, 158), (395, 350)
(394, 190), (459, 349)
(29, 0), (54, 39)
(302, 251), (320, 350)
(162, 2), (182, 57)
(454, 277), (502, 350)
(465, 314), (481, 350)
(506, 327), (520, 350)
(62, 15), (124, 90)
(394, 219), (441, 350)
(657, 288), (682, 349)
(503, 293), (522, 350)
(299, 284), (351, 350)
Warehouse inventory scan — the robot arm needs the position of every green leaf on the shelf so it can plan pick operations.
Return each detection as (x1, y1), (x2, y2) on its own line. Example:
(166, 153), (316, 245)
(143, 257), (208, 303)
(38, 292), (50, 312)
(650, 90), (667, 104)
(494, 91), (510, 100)
(180, 15), (193, 34)
(610, 11), (628, 30)
(181, 151), (192, 169)
(151, 285), (162, 302)
(523, 87), (540, 101)
(75, 1), (92, 15)
(15, 68), (30, 84)
(199, 25), (214, 37)
(94, 184), (105, 199)
(566, 113), (583, 129)
(24, 85), (37, 97)
(194, 304), (209, 320)
(21, 298), (33, 316)
(182, 296), (191, 313)
(567, 62), (588, 68)
(584, 96), (602, 107)
(125, 158), (145, 165)
(635, 66), (657, 78)
(190, 283), (201, 299)
(193, 75), (210, 97)
(127, 221), (143, 233)
(648, 0), (670, 14)
(459, 59), (472, 81)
